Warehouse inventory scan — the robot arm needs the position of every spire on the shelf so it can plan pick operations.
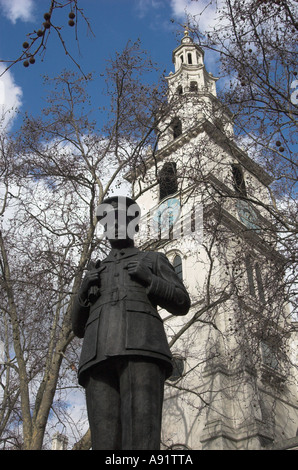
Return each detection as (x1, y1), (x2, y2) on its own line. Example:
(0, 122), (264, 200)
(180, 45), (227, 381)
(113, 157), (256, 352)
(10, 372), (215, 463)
(156, 33), (230, 150)
(167, 31), (218, 97)
(181, 27), (192, 44)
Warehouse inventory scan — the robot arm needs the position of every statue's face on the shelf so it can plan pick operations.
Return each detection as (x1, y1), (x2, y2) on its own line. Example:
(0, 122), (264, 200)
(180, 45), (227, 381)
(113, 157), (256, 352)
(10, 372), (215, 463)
(104, 212), (138, 243)
(97, 197), (140, 244)
(104, 212), (130, 241)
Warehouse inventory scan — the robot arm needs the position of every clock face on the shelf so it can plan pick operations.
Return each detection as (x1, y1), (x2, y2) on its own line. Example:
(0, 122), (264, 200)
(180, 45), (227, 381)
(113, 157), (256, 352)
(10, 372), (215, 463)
(153, 197), (181, 236)
(236, 200), (259, 231)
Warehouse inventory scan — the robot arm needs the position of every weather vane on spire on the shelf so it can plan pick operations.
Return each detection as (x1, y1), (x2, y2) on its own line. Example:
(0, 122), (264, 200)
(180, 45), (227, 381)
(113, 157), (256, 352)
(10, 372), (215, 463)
(181, 23), (193, 44)
(183, 23), (190, 36)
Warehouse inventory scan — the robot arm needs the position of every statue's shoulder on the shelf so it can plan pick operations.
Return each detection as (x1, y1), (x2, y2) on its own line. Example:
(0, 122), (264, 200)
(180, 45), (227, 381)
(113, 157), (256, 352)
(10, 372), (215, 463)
(142, 250), (168, 262)
(142, 249), (157, 257)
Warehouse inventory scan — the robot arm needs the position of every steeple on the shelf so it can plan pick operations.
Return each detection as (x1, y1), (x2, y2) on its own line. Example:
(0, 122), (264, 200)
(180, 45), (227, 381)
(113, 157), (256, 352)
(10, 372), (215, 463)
(166, 30), (218, 99)
(157, 31), (233, 150)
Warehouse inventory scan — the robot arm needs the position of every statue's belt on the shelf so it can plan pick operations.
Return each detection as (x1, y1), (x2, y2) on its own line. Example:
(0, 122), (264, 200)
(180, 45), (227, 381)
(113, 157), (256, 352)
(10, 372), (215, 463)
(92, 286), (150, 307)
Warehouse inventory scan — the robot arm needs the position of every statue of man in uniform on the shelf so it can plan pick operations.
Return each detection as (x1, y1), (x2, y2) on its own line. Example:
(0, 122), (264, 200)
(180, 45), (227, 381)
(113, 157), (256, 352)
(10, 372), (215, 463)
(71, 196), (190, 450)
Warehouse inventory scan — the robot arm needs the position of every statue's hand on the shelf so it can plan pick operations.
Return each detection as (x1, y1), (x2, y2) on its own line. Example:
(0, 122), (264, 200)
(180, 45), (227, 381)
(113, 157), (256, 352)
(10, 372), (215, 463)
(79, 270), (101, 301)
(126, 261), (152, 287)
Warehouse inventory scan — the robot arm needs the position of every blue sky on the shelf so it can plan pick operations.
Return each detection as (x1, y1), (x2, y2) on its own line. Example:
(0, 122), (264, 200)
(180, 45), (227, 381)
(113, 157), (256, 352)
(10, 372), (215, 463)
(0, 0), (220, 132)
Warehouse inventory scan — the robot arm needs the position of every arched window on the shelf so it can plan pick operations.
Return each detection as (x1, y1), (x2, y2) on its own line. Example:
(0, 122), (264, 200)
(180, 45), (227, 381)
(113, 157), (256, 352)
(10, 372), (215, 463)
(232, 164), (247, 196)
(189, 81), (198, 92)
(172, 117), (182, 139)
(176, 85), (183, 95)
(187, 53), (192, 64)
(173, 254), (183, 281)
(261, 341), (279, 370)
(255, 262), (265, 303)
(159, 162), (178, 201)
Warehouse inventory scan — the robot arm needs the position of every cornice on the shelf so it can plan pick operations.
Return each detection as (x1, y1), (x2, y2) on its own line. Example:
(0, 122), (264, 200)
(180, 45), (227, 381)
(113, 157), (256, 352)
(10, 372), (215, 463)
(204, 202), (285, 263)
(126, 118), (273, 187)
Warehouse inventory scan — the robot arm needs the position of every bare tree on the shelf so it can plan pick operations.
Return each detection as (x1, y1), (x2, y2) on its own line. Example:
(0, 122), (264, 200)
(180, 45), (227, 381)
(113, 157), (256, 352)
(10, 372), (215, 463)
(0, 0), (93, 77)
(0, 41), (165, 449)
(1, 4), (296, 447)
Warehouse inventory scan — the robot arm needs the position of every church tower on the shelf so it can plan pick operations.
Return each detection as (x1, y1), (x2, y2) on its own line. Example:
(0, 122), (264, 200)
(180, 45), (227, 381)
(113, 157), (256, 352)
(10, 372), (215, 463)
(128, 31), (298, 450)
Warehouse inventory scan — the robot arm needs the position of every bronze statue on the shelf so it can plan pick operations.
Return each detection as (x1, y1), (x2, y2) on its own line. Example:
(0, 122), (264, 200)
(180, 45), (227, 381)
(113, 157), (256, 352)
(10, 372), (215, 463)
(72, 196), (190, 450)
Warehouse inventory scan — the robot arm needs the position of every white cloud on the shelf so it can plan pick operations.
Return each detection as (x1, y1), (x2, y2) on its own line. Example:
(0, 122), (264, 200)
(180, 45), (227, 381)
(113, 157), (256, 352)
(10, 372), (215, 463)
(170, 0), (224, 33)
(134, 0), (164, 18)
(169, 1), (227, 78)
(170, 0), (204, 18)
(0, 0), (35, 24)
(0, 64), (23, 130)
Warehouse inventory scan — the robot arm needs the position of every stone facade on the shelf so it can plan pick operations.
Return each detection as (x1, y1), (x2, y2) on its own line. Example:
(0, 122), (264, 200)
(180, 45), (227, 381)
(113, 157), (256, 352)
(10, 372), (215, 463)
(129, 32), (298, 450)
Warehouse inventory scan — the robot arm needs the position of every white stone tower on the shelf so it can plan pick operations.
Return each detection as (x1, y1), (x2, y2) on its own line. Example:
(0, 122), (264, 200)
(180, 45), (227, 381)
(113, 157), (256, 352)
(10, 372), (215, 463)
(51, 432), (68, 450)
(128, 31), (298, 450)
